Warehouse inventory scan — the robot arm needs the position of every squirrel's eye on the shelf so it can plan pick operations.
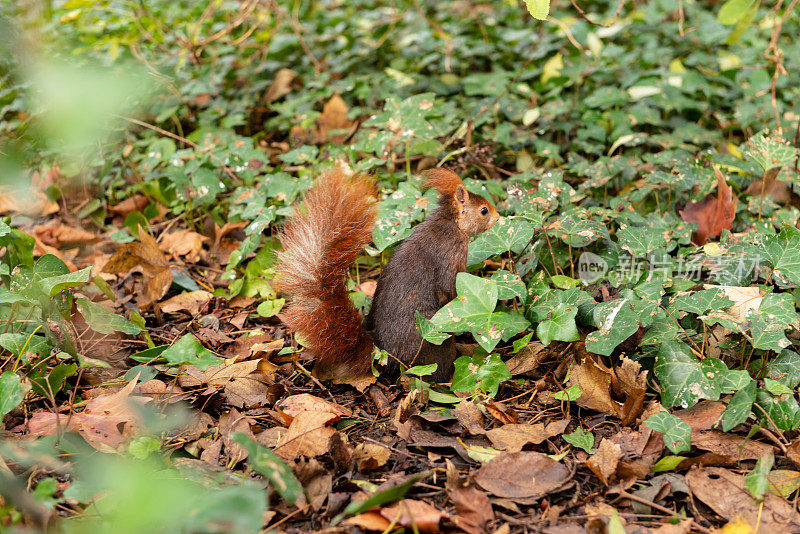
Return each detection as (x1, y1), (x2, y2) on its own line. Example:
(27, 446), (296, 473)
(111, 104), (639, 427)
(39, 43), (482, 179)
(480, 206), (488, 216)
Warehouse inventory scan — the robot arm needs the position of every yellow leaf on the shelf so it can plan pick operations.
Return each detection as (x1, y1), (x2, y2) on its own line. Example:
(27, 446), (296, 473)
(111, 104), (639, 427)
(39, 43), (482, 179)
(541, 53), (563, 84)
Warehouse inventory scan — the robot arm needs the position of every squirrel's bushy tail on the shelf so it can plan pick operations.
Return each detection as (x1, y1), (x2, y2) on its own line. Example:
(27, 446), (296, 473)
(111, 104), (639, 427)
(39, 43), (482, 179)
(274, 170), (377, 379)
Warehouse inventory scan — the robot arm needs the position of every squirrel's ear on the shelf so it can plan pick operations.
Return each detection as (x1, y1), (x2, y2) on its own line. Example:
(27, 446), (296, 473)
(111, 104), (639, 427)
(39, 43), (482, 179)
(454, 184), (467, 211)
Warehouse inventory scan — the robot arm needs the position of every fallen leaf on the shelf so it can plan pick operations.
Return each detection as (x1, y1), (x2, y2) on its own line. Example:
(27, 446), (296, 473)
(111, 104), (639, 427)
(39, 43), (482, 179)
(343, 511), (392, 531)
(353, 443), (392, 471)
(486, 419), (569, 453)
(160, 290), (213, 315)
(568, 356), (622, 417)
(160, 229), (209, 263)
(179, 360), (270, 409)
(275, 393), (351, 420)
(679, 165), (737, 245)
(109, 194), (150, 216)
(587, 438), (623, 486)
(691, 431), (775, 461)
(454, 400), (485, 435)
(274, 411), (339, 460)
(449, 485), (494, 534)
(686, 467), (800, 530)
(219, 408), (254, 463)
(475, 451), (570, 499)
(380, 499), (444, 534)
(505, 342), (548, 375)
(291, 95), (357, 145)
(103, 227), (172, 307)
(264, 68), (299, 103)
(674, 400), (727, 433)
(26, 378), (150, 452)
(745, 167), (790, 203)
(32, 221), (99, 247)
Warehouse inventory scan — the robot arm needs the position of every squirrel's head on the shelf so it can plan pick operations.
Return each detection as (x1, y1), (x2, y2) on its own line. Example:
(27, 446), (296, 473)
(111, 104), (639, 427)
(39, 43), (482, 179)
(421, 168), (499, 237)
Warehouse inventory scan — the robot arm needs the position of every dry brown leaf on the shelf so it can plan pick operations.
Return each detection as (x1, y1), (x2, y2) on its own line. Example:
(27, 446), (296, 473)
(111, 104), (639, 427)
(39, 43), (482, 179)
(160, 229), (209, 263)
(179, 360), (269, 409)
(454, 400), (485, 435)
(274, 393), (351, 420)
(0, 170), (60, 216)
(380, 499), (444, 534)
(474, 452), (570, 499)
(274, 410), (338, 460)
(679, 165), (737, 245)
(505, 342), (548, 375)
(291, 95), (357, 145)
(568, 356), (622, 417)
(160, 290), (213, 315)
(586, 438), (622, 486)
(745, 167), (790, 203)
(674, 400), (727, 433)
(691, 430), (775, 460)
(109, 194), (149, 216)
(264, 68), (298, 103)
(686, 467), (800, 530)
(343, 511), (392, 531)
(353, 443), (392, 471)
(27, 378), (150, 452)
(486, 419), (569, 453)
(449, 485), (494, 534)
(103, 227), (172, 306)
(219, 408), (254, 463)
(32, 221), (99, 248)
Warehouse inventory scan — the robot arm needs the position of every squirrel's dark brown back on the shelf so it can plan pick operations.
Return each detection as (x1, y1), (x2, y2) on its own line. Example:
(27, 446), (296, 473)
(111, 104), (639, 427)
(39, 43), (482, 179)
(366, 168), (498, 381)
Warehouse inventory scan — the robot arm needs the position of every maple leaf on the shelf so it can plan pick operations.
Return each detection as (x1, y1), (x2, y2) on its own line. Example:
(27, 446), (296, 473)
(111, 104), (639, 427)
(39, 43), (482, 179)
(679, 165), (737, 246)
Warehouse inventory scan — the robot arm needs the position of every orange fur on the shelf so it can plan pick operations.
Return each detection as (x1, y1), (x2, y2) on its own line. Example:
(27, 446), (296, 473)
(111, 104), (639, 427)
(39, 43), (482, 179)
(273, 171), (377, 378)
(421, 168), (465, 196)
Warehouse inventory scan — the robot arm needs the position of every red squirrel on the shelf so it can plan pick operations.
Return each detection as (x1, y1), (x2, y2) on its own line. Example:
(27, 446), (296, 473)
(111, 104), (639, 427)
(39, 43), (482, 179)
(274, 168), (499, 382)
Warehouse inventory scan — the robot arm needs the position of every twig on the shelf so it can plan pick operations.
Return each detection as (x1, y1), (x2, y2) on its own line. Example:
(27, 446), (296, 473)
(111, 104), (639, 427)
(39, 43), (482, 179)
(568, 0), (626, 27)
(764, 0), (799, 136)
(269, 0), (323, 73)
(614, 492), (712, 533)
(116, 115), (242, 185)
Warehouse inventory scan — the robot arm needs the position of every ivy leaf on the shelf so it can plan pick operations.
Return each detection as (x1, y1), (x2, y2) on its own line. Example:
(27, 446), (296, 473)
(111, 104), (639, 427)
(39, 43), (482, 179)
(161, 334), (223, 370)
(767, 349), (800, 388)
(536, 303), (579, 346)
(748, 293), (796, 351)
(755, 387), (800, 431)
(744, 454), (774, 501)
(416, 311), (450, 345)
(467, 217), (536, 265)
(721, 380), (756, 432)
(763, 225), (800, 286)
(654, 341), (717, 408)
(585, 293), (659, 356)
(451, 353), (511, 398)
(644, 412), (692, 454)
(233, 433), (303, 505)
(76, 298), (143, 335)
(562, 428), (596, 453)
(39, 266), (93, 297)
(549, 208), (608, 247)
(431, 273), (529, 353)
(668, 288), (733, 315)
(0, 372), (28, 418)
(491, 270), (527, 302)
(740, 130), (799, 172)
